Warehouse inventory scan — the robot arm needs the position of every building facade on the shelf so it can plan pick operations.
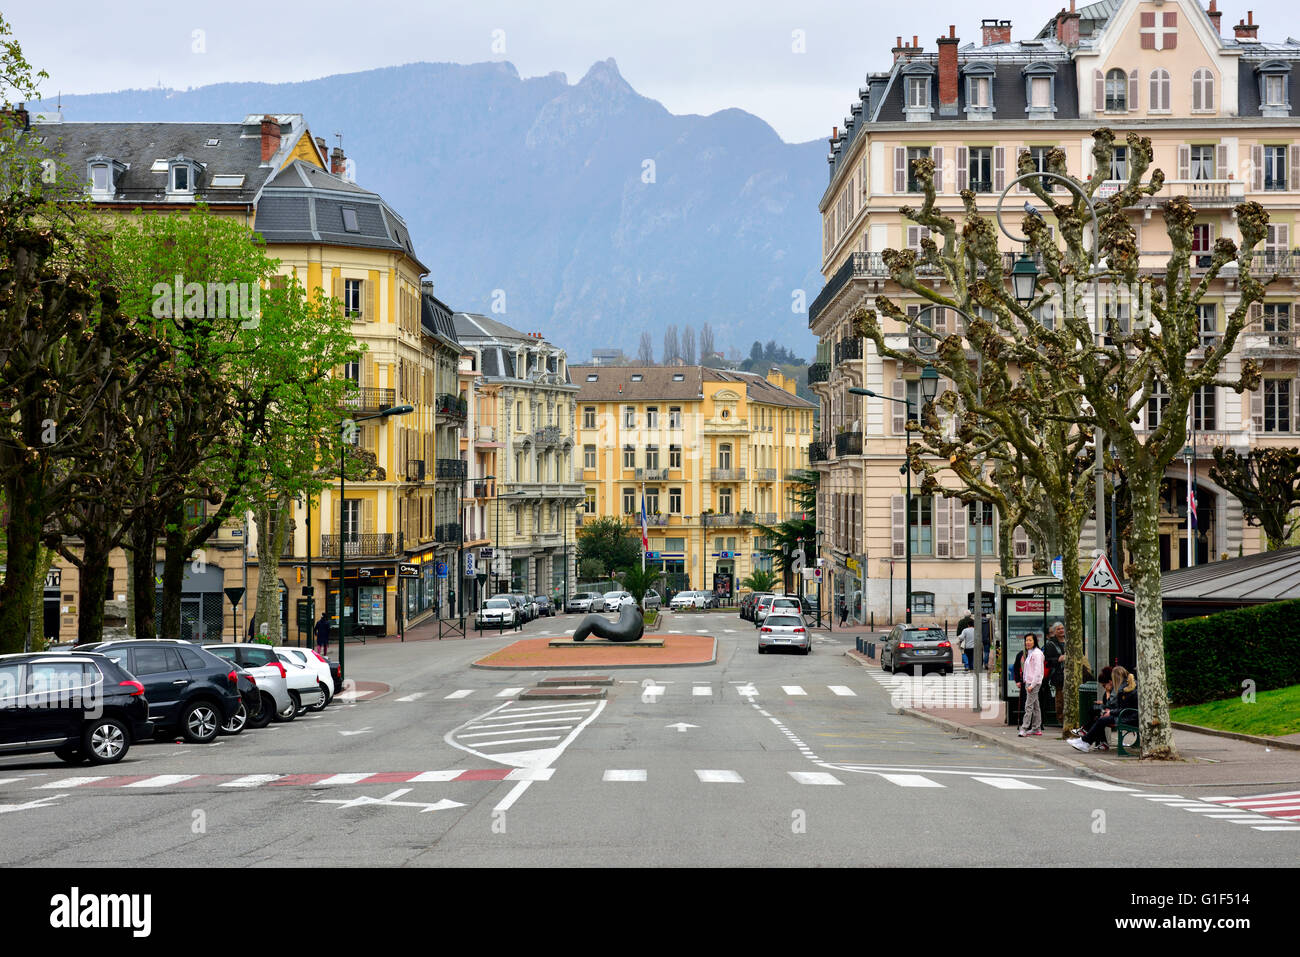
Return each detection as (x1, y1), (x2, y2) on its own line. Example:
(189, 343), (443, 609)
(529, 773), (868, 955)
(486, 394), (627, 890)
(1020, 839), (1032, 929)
(810, 0), (1300, 624)
(571, 366), (815, 596)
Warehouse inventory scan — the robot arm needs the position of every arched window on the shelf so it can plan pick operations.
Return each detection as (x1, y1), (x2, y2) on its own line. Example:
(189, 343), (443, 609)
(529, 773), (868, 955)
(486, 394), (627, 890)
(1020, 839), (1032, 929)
(1192, 68), (1215, 111)
(1149, 69), (1171, 112)
(1105, 68), (1128, 111)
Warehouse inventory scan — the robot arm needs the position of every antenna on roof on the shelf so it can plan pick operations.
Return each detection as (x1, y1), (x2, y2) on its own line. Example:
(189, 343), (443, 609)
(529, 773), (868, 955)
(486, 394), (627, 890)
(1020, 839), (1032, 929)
(334, 131), (343, 148)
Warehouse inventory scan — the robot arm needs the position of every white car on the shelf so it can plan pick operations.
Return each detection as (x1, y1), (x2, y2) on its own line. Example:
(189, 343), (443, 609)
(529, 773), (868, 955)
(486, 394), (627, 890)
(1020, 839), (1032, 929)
(641, 589), (662, 610)
(477, 597), (518, 628)
(670, 591), (709, 610)
(202, 642), (296, 723)
(602, 591), (632, 612)
(273, 646), (334, 710)
(275, 653), (326, 716)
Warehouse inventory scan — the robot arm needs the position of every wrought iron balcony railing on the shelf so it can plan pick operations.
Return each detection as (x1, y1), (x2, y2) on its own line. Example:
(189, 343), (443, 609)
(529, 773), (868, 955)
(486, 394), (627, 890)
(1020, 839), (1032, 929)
(835, 431), (863, 456)
(809, 441), (829, 464)
(340, 387), (396, 414)
(708, 468), (746, 481)
(436, 393), (467, 418)
(808, 362), (831, 385)
(320, 533), (403, 558)
(434, 522), (462, 543)
(436, 458), (467, 480)
(834, 337), (863, 364)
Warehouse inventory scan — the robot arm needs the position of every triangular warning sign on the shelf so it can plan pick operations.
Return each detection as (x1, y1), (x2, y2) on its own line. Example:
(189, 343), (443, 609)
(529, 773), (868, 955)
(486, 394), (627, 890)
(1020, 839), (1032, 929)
(1080, 554), (1124, 595)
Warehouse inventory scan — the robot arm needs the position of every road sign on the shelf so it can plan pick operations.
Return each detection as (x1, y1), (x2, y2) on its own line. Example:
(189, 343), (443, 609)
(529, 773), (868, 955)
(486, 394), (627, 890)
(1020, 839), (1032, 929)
(464, 553), (475, 577)
(480, 548), (494, 560)
(399, 563), (420, 579)
(435, 562), (448, 579)
(224, 586), (245, 607)
(1080, 554), (1124, 595)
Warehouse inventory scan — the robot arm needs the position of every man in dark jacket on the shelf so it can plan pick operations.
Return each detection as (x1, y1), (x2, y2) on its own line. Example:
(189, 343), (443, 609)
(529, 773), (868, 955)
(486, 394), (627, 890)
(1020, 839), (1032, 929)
(314, 612), (331, 655)
(1044, 621), (1066, 724)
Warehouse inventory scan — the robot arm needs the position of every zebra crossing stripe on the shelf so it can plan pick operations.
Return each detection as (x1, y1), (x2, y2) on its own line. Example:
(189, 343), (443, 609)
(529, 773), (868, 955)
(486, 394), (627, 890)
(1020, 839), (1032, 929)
(789, 771), (843, 786)
(972, 776), (1043, 790)
(878, 773), (943, 788)
(692, 686), (713, 696)
(604, 770), (647, 782)
(396, 693), (426, 702)
(695, 770), (744, 783)
(445, 690), (474, 699)
(495, 688), (525, 697)
(782, 686), (807, 696)
(36, 777), (107, 790)
(828, 686), (856, 696)
(316, 773), (379, 786)
(220, 774), (283, 788)
(122, 775), (198, 788)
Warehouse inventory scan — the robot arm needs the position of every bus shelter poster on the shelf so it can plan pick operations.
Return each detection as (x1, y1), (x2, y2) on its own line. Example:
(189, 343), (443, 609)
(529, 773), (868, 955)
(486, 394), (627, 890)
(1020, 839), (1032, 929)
(1003, 596), (1064, 699)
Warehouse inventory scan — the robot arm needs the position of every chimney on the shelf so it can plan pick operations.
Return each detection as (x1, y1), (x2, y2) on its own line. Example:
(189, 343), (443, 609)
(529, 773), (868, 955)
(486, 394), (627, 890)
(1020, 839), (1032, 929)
(1058, 2), (1081, 47)
(892, 35), (908, 62)
(1208, 0), (1222, 35)
(2, 101), (30, 131)
(330, 145), (347, 175)
(314, 135), (327, 159)
(938, 26), (960, 117)
(981, 19), (1012, 46)
(1234, 10), (1259, 40)
(259, 114), (281, 163)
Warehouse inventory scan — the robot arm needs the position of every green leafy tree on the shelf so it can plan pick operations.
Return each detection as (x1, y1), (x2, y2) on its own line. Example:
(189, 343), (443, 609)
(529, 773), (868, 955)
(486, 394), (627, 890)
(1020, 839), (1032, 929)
(1209, 447), (1300, 550)
(578, 557), (606, 580)
(740, 568), (776, 592)
(576, 516), (640, 574)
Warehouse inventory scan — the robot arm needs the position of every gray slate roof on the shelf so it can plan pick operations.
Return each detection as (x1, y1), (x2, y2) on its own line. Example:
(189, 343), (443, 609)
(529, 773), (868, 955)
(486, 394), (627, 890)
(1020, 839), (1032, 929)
(1130, 546), (1300, 605)
(871, 58), (1079, 125)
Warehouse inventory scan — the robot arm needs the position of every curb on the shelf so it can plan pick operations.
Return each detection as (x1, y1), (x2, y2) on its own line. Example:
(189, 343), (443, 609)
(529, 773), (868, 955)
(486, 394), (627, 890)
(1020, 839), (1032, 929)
(1171, 721), (1300, 751)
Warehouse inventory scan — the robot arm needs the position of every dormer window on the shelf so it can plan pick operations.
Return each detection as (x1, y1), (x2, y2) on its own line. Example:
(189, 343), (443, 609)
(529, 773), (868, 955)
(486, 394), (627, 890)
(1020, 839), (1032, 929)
(172, 165), (189, 191)
(166, 155), (200, 197)
(631, 374), (643, 382)
(907, 77), (929, 108)
(91, 164), (110, 192)
(1257, 61), (1291, 117)
(963, 63), (996, 121)
(901, 61), (936, 122)
(85, 154), (126, 198)
(341, 206), (360, 232)
(1022, 63), (1058, 119)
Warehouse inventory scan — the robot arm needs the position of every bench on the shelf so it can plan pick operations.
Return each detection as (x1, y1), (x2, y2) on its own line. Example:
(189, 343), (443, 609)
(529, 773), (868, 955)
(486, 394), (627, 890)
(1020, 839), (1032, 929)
(1114, 708), (1139, 756)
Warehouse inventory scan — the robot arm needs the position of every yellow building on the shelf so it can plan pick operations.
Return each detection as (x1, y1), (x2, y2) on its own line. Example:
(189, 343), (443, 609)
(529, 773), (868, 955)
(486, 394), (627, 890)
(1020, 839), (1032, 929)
(571, 366), (815, 596)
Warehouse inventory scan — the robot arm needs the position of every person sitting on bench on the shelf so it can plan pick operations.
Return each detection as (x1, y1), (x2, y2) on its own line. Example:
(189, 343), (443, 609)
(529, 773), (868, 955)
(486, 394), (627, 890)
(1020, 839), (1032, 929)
(1069, 666), (1136, 753)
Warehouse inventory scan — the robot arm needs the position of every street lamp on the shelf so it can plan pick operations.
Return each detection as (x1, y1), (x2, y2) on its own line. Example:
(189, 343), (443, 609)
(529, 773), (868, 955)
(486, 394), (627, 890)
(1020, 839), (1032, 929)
(1010, 252), (1040, 305)
(1182, 445), (1195, 569)
(337, 403), (413, 683)
(480, 474), (495, 604)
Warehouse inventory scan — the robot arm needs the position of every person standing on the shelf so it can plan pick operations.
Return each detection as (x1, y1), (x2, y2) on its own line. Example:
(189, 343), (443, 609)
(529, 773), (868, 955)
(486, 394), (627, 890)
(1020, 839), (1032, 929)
(1018, 634), (1045, 737)
(314, 612), (331, 656)
(1045, 621), (1067, 724)
(958, 621), (976, 672)
(981, 613), (992, 668)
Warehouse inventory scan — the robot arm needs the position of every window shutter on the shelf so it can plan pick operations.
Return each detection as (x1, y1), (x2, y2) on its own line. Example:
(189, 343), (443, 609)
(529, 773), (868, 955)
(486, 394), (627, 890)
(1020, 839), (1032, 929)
(1128, 70), (1139, 112)
(1251, 383), (1264, 431)
(951, 499), (967, 559)
(932, 146), (944, 193)
(1013, 525), (1029, 559)
(907, 225), (919, 249)
(364, 278), (376, 323)
(892, 495), (905, 558)
(936, 495), (951, 558)
(1216, 143), (1229, 179)
(332, 273), (343, 303)
(1294, 374), (1300, 428)
(1278, 224), (1291, 254)
(957, 147), (968, 192)
(892, 376), (906, 434)
(1253, 145), (1264, 191)
(933, 307), (948, 336)
(1192, 76), (1202, 112)
(362, 498), (374, 535)
(895, 147), (907, 193)
(1249, 302), (1264, 333)
(1177, 145), (1190, 180)
(1291, 146), (1300, 191)
(1150, 73), (1160, 110)
(1094, 70), (1104, 112)
(994, 147), (1006, 193)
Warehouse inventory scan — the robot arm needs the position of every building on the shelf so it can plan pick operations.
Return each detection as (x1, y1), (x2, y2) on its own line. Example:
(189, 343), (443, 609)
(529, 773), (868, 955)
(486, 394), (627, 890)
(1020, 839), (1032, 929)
(452, 314), (582, 602)
(571, 365), (815, 595)
(809, 0), (1300, 624)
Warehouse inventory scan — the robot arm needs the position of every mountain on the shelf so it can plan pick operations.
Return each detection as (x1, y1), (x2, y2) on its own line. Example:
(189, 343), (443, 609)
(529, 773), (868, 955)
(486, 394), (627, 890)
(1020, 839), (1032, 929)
(53, 59), (825, 360)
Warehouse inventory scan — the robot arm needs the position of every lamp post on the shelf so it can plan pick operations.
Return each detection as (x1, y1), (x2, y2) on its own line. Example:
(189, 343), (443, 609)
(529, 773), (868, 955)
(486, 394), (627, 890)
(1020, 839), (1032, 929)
(850, 365), (938, 625)
(1183, 444), (1195, 569)
(337, 403), (413, 682)
(480, 474), (495, 607)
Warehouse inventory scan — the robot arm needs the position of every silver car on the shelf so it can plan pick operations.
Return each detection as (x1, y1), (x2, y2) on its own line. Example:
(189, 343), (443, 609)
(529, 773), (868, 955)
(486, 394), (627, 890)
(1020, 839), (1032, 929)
(201, 643), (296, 723)
(879, 625), (953, 675)
(602, 591), (632, 612)
(758, 613), (811, 654)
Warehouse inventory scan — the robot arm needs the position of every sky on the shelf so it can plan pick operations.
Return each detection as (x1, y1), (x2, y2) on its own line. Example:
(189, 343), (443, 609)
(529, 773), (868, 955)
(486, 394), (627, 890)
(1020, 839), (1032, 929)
(11, 1), (1295, 143)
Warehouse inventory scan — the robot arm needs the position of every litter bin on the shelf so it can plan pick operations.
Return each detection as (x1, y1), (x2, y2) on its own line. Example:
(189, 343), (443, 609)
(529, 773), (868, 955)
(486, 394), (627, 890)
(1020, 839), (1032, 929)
(1078, 680), (1099, 727)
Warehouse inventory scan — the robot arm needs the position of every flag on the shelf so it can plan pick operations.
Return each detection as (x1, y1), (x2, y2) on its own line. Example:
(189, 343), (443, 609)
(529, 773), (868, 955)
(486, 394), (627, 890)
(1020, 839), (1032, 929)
(640, 494), (649, 551)
(1188, 482), (1197, 530)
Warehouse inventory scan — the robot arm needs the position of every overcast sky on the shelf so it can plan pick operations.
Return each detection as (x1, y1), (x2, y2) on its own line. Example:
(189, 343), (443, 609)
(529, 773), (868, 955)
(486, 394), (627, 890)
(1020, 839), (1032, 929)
(9, 1), (1296, 142)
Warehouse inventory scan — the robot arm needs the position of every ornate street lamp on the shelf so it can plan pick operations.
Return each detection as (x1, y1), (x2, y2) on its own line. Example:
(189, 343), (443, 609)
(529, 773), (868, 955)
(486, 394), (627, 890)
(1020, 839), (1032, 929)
(1010, 252), (1040, 305)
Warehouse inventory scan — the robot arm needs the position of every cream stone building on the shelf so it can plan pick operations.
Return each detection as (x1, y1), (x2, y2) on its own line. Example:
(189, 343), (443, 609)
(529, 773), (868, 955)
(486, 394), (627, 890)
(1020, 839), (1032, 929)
(810, 0), (1300, 624)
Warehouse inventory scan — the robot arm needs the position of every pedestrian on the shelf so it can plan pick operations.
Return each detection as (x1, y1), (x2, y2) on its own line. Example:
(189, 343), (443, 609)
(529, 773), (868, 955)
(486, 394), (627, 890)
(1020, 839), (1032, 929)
(248, 613), (258, 640)
(1045, 621), (1067, 724)
(1070, 665), (1136, 752)
(957, 609), (974, 635)
(1017, 633), (1045, 737)
(838, 596), (848, 626)
(314, 612), (331, 656)
(958, 620), (976, 672)
(981, 614), (992, 668)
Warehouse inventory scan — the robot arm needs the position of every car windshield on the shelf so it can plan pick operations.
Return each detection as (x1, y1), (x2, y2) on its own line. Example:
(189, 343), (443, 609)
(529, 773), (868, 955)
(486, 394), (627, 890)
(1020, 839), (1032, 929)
(766, 616), (802, 628)
(485, 599), (511, 608)
(903, 629), (945, 641)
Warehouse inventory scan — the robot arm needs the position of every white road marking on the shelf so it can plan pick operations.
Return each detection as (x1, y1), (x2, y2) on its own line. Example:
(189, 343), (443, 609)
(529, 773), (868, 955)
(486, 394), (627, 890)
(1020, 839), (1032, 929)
(604, 770), (647, 782)
(444, 690), (474, 699)
(493, 780), (533, 813)
(692, 685), (713, 696)
(1253, 826), (1300, 831)
(459, 726), (574, 738)
(309, 787), (464, 813)
(334, 689), (375, 701)
(695, 770), (744, 783)
(472, 708), (591, 722)
(446, 698), (607, 769)
(505, 768), (555, 781)
(396, 693), (426, 702)
(1067, 780), (1138, 792)
(220, 774), (282, 788)
(828, 686), (856, 696)
(407, 770), (463, 783)
(973, 777), (1043, 790)
(36, 777), (106, 790)
(497, 701), (598, 713)
(496, 688), (525, 697)
(123, 775), (198, 789)
(879, 773), (944, 788)
(789, 771), (843, 786)
(316, 773), (379, 786)
(0, 793), (66, 814)
(470, 736), (563, 747)
(464, 717), (585, 730)
(782, 686), (807, 696)
(0, 778), (29, 787)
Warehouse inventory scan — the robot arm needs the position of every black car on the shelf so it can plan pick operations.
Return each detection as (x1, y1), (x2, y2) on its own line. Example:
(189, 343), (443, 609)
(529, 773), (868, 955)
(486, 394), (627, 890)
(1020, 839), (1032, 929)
(80, 640), (242, 744)
(0, 652), (153, 764)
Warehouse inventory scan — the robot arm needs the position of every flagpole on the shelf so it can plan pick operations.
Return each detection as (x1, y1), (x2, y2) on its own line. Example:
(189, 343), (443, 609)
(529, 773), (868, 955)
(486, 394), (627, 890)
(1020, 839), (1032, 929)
(641, 482), (646, 574)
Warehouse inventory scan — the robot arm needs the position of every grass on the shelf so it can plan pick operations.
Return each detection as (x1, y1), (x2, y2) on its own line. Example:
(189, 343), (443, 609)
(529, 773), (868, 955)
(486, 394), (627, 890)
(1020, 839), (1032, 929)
(1171, 684), (1300, 738)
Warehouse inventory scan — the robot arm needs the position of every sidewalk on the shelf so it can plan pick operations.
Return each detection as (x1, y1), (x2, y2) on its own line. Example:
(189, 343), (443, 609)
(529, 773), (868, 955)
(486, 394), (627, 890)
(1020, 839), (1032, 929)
(842, 646), (1300, 790)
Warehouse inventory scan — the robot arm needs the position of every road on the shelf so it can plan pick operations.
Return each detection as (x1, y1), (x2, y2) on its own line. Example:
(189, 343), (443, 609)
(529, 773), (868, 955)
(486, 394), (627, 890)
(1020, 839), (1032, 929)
(0, 612), (1295, 867)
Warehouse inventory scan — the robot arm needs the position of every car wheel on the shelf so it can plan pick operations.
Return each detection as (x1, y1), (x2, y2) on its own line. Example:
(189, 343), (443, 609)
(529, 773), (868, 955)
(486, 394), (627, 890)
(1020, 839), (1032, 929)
(758, 645), (766, 654)
(55, 744), (87, 764)
(83, 717), (130, 764)
(220, 701), (248, 735)
(309, 682), (331, 711)
(881, 652), (892, 673)
(182, 700), (222, 743)
(275, 692), (300, 723)
(247, 693), (275, 729)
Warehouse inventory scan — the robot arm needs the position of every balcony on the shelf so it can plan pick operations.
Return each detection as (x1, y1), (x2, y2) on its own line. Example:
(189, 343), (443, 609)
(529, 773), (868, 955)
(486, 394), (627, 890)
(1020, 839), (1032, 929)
(436, 458), (467, 480)
(702, 416), (748, 434)
(340, 387), (396, 414)
(406, 460), (425, 483)
(752, 468), (777, 481)
(751, 512), (778, 525)
(808, 362), (831, 385)
(709, 468), (746, 481)
(645, 514), (671, 526)
(704, 513), (738, 526)
(809, 441), (830, 464)
(434, 522), (462, 544)
(533, 425), (564, 446)
(834, 337), (863, 364)
(320, 533), (403, 558)
(1099, 178), (1245, 208)
(1242, 329), (1300, 354)
(436, 393), (467, 419)
(835, 431), (863, 456)
(472, 482), (493, 498)
(474, 425), (498, 444)
(642, 468), (668, 481)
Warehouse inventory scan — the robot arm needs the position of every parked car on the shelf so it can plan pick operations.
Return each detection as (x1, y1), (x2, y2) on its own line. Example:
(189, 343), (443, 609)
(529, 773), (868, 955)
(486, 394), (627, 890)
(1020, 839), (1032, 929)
(532, 595), (556, 617)
(477, 597), (518, 629)
(670, 590), (708, 610)
(273, 646), (335, 710)
(757, 614), (812, 655)
(752, 594), (778, 624)
(766, 595), (804, 623)
(508, 594), (537, 622)
(276, 654), (327, 716)
(741, 592), (772, 620)
(0, 652), (153, 764)
(879, 625), (953, 675)
(85, 640), (241, 744)
(641, 589), (662, 610)
(200, 643), (296, 724)
(221, 663), (266, 734)
(602, 591), (632, 612)
(566, 592), (603, 613)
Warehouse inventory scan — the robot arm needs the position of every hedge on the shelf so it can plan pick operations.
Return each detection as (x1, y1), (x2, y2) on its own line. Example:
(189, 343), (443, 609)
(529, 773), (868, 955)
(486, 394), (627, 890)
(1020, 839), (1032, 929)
(1165, 599), (1300, 706)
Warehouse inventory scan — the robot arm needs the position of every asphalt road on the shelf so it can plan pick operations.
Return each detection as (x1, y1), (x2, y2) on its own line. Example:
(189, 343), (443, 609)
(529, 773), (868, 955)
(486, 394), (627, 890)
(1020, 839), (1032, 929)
(1, 611), (1295, 867)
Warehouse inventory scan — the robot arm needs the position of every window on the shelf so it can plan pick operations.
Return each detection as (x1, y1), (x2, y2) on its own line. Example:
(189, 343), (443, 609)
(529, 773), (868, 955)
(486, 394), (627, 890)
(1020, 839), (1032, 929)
(912, 592), (936, 615)
(1030, 77), (1052, 108)
(91, 164), (110, 192)
(718, 444), (732, 470)
(1149, 69), (1171, 112)
(1193, 385), (1217, 431)
(583, 445), (596, 469)
(582, 406), (596, 429)
(968, 502), (994, 557)
(646, 446), (659, 470)
(1197, 304), (1218, 348)
(1265, 74), (1286, 107)
(666, 536), (685, 552)
(1263, 303), (1291, 346)
(718, 488), (733, 513)
(1264, 380), (1291, 432)
(907, 76), (930, 109)
(968, 148), (993, 193)
(516, 401), (525, 431)
(669, 488), (682, 513)
(1264, 146), (1287, 191)
(909, 496), (933, 556)
(171, 164), (190, 192)
(515, 508), (522, 535)
(584, 489), (596, 514)
(586, 373), (598, 382)
(1030, 146), (1054, 191)
(645, 488), (659, 513)
(646, 406), (659, 429)
(1105, 69), (1128, 111)
(623, 445), (636, 469)
(1192, 224), (1212, 255)
(341, 207), (360, 232)
(668, 406), (682, 429)
(672, 373), (685, 382)
(1147, 379), (1170, 430)
(669, 445), (682, 469)
(342, 500), (360, 542)
(344, 279), (362, 318)
(907, 147), (930, 193)
(631, 374), (642, 382)
(344, 360), (360, 383)
(623, 405), (636, 428)
(1190, 145), (1215, 181)
(1110, 145), (1128, 182)
(623, 488), (636, 514)
(1192, 69), (1215, 112)
(969, 76), (991, 109)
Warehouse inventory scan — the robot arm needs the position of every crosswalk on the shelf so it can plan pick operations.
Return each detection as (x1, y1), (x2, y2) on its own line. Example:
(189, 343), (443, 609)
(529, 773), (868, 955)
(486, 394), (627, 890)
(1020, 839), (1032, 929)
(1200, 790), (1300, 829)
(445, 699), (606, 768)
(421, 682), (867, 702)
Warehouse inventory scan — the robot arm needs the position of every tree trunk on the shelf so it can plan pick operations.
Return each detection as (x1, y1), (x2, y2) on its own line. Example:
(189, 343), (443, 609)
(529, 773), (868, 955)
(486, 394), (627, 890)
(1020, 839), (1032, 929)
(0, 474), (47, 654)
(75, 525), (112, 644)
(160, 503), (188, 640)
(28, 544), (53, 651)
(1127, 473), (1179, 759)
(130, 521), (159, 639)
(253, 501), (291, 645)
(1057, 527), (1084, 738)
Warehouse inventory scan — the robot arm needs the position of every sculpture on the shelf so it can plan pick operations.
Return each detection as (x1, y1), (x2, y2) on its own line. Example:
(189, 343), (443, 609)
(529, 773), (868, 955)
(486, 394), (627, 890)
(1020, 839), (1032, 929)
(572, 603), (645, 642)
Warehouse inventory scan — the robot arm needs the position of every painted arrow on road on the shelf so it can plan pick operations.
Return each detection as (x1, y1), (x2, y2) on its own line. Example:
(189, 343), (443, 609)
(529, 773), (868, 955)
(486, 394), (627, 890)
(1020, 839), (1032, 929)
(339, 727), (374, 736)
(666, 722), (699, 733)
(307, 788), (464, 812)
(0, 793), (66, 814)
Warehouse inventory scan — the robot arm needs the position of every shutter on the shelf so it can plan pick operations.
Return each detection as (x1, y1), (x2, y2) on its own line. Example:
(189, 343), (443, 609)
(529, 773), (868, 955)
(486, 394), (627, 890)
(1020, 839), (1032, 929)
(892, 376), (906, 434)
(892, 495), (905, 558)
(1150, 73), (1160, 110)
(994, 147), (1006, 192)
(1294, 374), (1300, 429)
(933, 307), (948, 336)
(1253, 145), (1264, 191)
(951, 499), (967, 559)
(1192, 75), (1202, 113)
(1177, 145), (1190, 180)
(1249, 302), (1264, 333)
(1094, 70), (1104, 113)
(364, 278), (376, 323)
(1128, 70), (1138, 111)
(957, 146), (968, 192)
(932, 146), (944, 193)
(1291, 146), (1300, 191)
(936, 495), (950, 558)
(362, 357), (374, 389)
(1280, 224), (1291, 254)
(1251, 382), (1264, 431)
(1013, 525), (1029, 559)
(895, 147), (907, 193)
(362, 498), (374, 535)
(1217, 143), (1229, 179)
(332, 273), (343, 304)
